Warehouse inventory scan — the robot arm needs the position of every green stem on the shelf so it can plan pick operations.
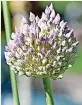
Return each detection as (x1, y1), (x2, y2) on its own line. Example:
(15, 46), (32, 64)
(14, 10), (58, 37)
(43, 78), (54, 105)
(2, 1), (20, 105)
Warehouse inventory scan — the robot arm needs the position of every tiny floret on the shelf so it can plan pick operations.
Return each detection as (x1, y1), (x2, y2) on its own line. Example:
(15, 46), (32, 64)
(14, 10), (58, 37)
(5, 3), (79, 79)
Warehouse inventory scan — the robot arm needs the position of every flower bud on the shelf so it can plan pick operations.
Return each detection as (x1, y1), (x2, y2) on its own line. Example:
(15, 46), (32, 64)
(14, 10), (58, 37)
(45, 6), (50, 14)
(21, 17), (27, 25)
(42, 12), (48, 21)
(18, 71), (24, 75)
(26, 72), (31, 76)
(50, 10), (55, 18)
(29, 12), (35, 22)
(54, 14), (60, 24)
(42, 58), (48, 65)
(65, 29), (73, 38)
(49, 3), (53, 11)
(53, 61), (57, 66)
(4, 3), (78, 79)
(61, 40), (66, 46)
(56, 56), (61, 61)
(72, 41), (79, 47)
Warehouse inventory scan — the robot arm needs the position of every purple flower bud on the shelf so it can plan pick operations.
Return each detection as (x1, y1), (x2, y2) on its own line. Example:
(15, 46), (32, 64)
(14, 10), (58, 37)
(28, 48), (33, 53)
(41, 47), (47, 55)
(49, 3), (53, 11)
(49, 30), (55, 39)
(49, 34), (54, 39)
(50, 10), (55, 18)
(45, 6), (50, 15)
(54, 14), (60, 24)
(20, 24), (29, 35)
(29, 12), (35, 22)
(49, 39), (54, 45)
(30, 33), (35, 39)
(65, 29), (73, 38)
(60, 20), (64, 27)
(45, 50), (51, 57)
(8, 40), (17, 52)
(21, 17), (27, 25)
(50, 17), (53, 22)
(36, 16), (40, 23)
(38, 19), (42, 27)
(53, 42), (58, 49)
(36, 26), (41, 34)
(18, 34), (24, 44)
(14, 39), (20, 47)
(47, 21), (51, 27)
(60, 22), (67, 31)
(41, 12), (48, 21)
(55, 29), (59, 36)
(14, 34), (24, 47)
(40, 22), (46, 29)
(47, 17), (53, 26)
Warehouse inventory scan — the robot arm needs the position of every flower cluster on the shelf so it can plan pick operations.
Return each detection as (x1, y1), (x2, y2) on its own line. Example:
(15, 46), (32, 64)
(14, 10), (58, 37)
(5, 3), (79, 79)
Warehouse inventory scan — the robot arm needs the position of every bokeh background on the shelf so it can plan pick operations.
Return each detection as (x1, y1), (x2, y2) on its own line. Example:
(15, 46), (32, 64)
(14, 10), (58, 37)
(1, 1), (82, 105)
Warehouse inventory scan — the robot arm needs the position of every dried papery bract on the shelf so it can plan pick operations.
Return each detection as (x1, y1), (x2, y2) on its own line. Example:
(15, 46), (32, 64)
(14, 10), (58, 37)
(5, 3), (79, 79)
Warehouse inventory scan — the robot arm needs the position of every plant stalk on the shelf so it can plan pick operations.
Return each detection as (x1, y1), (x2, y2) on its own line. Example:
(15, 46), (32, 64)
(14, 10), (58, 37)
(43, 78), (54, 105)
(2, 1), (20, 105)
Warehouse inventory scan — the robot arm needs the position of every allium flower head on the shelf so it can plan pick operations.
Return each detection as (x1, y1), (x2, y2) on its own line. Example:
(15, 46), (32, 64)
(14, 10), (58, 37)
(5, 3), (79, 79)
